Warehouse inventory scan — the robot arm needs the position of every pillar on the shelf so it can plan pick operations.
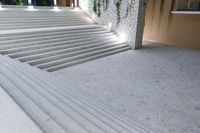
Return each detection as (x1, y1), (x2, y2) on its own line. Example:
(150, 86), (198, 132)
(54, 0), (57, 6)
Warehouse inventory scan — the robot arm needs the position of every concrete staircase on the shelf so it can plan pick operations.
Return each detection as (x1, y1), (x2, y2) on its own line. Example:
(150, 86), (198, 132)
(0, 6), (130, 72)
(0, 25), (130, 72)
(0, 6), (160, 133)
(0, 6), (93, 30)
(0, 55), (160, 133)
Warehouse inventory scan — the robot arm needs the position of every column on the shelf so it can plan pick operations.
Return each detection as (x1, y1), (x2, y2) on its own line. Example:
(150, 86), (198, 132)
(54, 0), (57, 6)
(28, 0), (32, 5)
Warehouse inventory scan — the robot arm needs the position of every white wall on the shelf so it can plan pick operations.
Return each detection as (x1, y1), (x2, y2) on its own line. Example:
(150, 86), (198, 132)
(79, 0), (146, 49)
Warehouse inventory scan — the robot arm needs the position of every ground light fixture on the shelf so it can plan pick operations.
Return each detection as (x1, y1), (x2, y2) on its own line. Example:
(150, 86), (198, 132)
(25, 5), (38, 11)
(73, 7), (81, 12)
(0, 4), (6, 11)
(118, 33), (127, 43)
(107, 22), (112, 31)
(51, 6), (61, 12)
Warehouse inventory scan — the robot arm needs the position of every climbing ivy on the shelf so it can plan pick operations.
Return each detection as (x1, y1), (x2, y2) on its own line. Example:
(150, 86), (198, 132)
(102, 0), (109, 10)
(123, 0), (135, 19)
(92, 0), (135, 26)
(92, 0), (109, 17)
(115, 0), (122, 25)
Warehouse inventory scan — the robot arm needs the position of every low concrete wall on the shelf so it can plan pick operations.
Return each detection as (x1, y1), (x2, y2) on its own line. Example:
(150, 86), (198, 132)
(79, 0), (146, 49)
(144, 0), (200, 50)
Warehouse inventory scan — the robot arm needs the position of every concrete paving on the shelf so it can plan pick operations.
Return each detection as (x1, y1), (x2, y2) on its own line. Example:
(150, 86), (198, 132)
(54, 42), (200, 133)
(0, 86), (43, 133)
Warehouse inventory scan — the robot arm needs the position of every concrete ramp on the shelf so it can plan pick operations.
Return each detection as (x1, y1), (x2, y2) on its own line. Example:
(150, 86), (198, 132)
(0, 55), (160, 133)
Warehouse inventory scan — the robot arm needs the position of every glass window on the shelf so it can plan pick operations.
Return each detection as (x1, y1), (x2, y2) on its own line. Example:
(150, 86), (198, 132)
(176, 0), (200, 11)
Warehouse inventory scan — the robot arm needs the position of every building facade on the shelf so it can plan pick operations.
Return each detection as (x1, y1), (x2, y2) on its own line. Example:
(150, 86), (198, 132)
(144, 0), (200, 49)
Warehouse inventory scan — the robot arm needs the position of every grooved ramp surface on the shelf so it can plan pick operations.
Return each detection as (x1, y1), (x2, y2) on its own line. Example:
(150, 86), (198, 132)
(0, 55), (160, 133)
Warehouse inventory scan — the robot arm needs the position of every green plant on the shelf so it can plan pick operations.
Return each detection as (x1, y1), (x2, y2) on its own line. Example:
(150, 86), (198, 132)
(93, 0), (98, 14)
(93, 0), (109, 17)
(15, 0), (28, 5)
(97, 0), (101, 16)
(102, 0), (109, 10)
(115, 0), (122, 25)
(0, 0), (17, 5)
(92, 0), (134, 25)
(123, 0), (135, 19)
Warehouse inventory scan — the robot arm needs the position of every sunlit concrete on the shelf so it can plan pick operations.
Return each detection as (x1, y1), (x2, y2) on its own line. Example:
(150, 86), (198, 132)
(54, 41), (200, 133)
(0, 87), (43, 133)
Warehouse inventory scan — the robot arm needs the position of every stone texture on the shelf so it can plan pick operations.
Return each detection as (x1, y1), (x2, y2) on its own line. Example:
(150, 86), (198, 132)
(0, 86), (43, 133)
(79, 0), (146, 49)
(54, 42), (200, 133)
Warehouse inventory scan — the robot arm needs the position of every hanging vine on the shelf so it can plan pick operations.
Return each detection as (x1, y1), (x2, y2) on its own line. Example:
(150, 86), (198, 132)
(92, 0), (135, 25)
(115, 0), (122, 25)
(97, 0), (101, 17)
(123, 0), (135, 19)
(93, 0), (109, 17)
(102, 0), (109, 11)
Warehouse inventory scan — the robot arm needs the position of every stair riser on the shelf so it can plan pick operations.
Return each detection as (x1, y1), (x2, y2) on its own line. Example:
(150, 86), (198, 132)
(28, 42), (122, 65)
(46, 47), (130, 72)
(0, 21), (92, 27)
(0, 28), (105, 41)
(0, 19), (91, 23)
(0, 34), (114, 51)
(38, 45), (128, 69)
(0, 23), (93, 30)
(18, 39), (118, 62)
(0, 32), (112, 46)
(0, 28), (104, 40)
(1, 36), (116, 54)
(6, 56), (158, 133)
(9, 40), (119, 58)
(0, 25), (102, 37)
(1, 57), (138, 133)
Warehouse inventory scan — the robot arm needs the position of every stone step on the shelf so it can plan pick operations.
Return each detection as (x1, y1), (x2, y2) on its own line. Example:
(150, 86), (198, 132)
(7, 37), (118, 58)
(26, 41), (122, 66)
(0, 25), (101, 37)
(0, 19), (91, 24)
(16, 37), (115, 62)
(0, 31), (112, 46)
(37, 44), (129, 70)
(0, 21), (91, 27)
(0, 34), (113, 52)
(0, 27), (104, 40)
(0, 55), (159, 133)
(20, 57), (160, 133)
(0, 23), (93, 30)
(3, 36), (116, 56)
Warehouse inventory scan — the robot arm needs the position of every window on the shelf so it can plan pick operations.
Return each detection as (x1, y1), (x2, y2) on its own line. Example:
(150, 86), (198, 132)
(176, 0), (200, 11)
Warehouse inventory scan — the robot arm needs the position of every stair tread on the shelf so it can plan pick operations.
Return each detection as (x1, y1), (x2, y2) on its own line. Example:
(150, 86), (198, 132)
(0, 55), (159, 133)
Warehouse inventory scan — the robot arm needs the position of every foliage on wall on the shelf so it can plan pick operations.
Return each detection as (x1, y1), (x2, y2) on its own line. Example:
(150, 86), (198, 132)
(115, 0), (122, 24)
(103, 0), (109, 10)
(0, 0), (17, 5)
(92, 0), (135, 26)
(93, 0), (109, 17)
(0, 0), (50, 6)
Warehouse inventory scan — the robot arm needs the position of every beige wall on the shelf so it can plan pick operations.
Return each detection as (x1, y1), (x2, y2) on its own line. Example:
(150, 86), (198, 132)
(144, 0), (200, 50)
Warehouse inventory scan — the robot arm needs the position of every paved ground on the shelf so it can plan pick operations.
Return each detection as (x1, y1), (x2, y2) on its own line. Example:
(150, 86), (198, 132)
(0, 86), (43, 133)
(54, 42), (200, 133)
